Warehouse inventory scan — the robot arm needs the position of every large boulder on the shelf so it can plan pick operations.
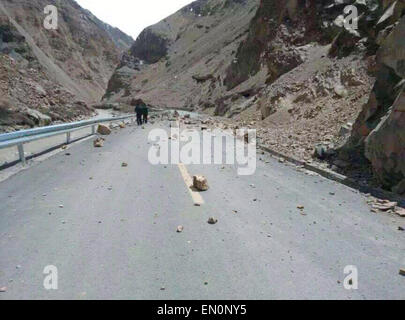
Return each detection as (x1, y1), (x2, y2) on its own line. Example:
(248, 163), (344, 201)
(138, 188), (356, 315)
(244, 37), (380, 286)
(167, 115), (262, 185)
(97, 124), (112, 135)
(24, 108), (51, 126)
(343, 15), (405, 193)
(377, 15), (405, 78)
(365, 16), (405, 193)
(365, 87), (405, 192)
(103, 66), (136, 99)
(344, 64), (401, 152)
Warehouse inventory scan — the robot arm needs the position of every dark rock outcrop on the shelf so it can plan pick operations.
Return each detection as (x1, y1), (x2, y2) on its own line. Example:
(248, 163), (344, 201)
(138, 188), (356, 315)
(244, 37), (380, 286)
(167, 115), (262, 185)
(130, 29), (169, 64)
(342, 14), (405, 193)
(364, 16), (405, 193)
(224, 0), (405, 90)
(224, 0), (327, 90)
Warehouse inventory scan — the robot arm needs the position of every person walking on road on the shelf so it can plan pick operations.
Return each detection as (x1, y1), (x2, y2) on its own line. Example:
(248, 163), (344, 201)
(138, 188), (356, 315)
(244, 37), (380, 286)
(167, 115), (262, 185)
(135, 104), (143, 126)
(141, 104), (149, 124)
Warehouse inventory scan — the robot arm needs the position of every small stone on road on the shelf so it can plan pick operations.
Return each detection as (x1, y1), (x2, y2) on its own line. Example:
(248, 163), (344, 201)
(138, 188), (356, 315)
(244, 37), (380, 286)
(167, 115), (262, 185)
(208, 217), (218, 225)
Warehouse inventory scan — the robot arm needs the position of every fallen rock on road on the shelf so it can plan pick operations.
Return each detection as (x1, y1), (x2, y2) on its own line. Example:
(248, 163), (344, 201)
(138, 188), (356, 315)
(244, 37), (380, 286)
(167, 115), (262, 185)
(193, 175), (209, 191)
(97, 124), (112, 135)
(208, 217), (218, 225)
(94, 138), (105, 148)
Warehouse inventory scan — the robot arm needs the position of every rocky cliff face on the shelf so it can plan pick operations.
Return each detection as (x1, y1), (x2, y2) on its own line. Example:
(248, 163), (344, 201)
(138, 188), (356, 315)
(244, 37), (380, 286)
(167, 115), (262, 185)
(342, 14), (405, 194)
(0, 0), (131, 131)
(243, 0), (404, 193)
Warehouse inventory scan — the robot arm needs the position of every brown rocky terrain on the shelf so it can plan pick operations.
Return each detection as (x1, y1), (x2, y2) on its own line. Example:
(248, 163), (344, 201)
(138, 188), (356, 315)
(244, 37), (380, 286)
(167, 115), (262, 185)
(0, 0), (133, 132)
(105, 0), (404, 195)
(103, 0), (262, 109)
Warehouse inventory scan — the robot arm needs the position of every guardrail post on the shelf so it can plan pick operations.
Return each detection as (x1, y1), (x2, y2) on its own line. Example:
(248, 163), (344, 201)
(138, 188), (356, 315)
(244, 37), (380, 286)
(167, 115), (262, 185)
(0, 116), (134, 164)
(17, 143), (26, 165)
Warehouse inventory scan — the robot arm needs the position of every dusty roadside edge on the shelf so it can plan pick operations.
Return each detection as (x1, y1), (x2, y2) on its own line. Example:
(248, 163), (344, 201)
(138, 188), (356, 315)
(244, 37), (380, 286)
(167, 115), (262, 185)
(258, 144), (405, 207)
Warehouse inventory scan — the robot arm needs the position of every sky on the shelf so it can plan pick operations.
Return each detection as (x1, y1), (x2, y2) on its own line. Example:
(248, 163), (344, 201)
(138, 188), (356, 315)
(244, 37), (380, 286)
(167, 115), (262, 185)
(76, 0), (194, 39)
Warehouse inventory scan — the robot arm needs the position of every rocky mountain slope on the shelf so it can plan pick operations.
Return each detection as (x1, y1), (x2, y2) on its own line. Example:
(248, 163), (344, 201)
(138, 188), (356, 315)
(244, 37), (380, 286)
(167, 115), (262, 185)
(231, 0), (404, 195)
(84, 9), (134, 51)
(103, 0), (262, 110)
(0, 0), (132, 131)
(105, 0), (404, 194)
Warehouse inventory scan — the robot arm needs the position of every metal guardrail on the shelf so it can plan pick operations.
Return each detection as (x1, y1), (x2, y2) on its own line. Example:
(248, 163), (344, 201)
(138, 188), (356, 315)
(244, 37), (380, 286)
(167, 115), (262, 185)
(0, 114), (136, 165)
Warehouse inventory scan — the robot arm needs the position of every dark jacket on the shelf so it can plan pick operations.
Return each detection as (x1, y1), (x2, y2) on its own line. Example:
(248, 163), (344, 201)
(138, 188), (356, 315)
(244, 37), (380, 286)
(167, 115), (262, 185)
(141, 105), (148, 115)
(135, 105), (142, 115)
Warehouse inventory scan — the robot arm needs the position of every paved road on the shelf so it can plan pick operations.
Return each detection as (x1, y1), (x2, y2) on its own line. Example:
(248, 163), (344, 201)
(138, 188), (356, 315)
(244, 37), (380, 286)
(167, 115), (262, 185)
(0, 120), (404, 299)
(0, 109), (120, 167)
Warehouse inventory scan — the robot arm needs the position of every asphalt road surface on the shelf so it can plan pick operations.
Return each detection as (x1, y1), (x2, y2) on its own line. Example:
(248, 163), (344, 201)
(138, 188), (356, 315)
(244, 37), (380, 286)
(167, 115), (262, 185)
(0, 109), (118, 167)
(0, 120), (404, 299)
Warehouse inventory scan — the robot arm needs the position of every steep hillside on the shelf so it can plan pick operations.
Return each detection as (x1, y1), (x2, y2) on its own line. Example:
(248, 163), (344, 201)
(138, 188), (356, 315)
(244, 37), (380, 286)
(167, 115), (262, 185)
(84, 9), (134, 51)
(103, 0), (262, 111)
(0, 0), (131, 131)
(227, 0), (404, 194)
